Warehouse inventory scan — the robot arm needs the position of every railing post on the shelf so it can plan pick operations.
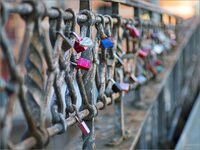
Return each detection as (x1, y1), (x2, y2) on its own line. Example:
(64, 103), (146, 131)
(133, 7), (142, 103)
(79, 1), (96, 149)
(110, 1), (126, 145)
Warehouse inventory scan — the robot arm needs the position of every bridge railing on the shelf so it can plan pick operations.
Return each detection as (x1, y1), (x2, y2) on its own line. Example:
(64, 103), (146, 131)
(134, 18), (200, 149)
(1, 0), (196, 150)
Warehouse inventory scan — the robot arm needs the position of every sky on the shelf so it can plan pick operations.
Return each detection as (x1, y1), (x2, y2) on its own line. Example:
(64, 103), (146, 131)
(159, 0), (200, 19)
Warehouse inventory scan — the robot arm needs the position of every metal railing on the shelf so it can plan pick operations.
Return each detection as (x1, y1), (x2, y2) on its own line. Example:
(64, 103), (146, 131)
(1, 0), (196, 150)
(134, 18), (200, 149)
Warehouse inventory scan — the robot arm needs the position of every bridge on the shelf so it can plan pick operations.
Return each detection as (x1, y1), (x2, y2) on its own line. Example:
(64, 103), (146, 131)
(0, 0), (199, 150)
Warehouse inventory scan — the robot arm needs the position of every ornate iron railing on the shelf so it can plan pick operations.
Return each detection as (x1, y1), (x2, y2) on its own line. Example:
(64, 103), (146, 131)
(1, 0), (198, 150)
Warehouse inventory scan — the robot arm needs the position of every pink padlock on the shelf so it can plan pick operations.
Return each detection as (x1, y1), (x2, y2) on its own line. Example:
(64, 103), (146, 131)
(78, 121), (90, 136)
(126, 24), (140, 38)
(119, 83), (129, 92)
(76, 58), (91, 71)
(139, 49), (148, 59)
(75, 116), (90, 136)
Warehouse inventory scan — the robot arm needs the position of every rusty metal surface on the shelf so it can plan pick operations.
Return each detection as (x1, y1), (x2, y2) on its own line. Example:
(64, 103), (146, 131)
(0, 0), (199, 150)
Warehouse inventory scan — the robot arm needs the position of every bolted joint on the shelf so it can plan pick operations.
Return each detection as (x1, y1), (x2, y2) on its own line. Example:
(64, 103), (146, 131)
(112, 14), (122, 27)
(80, 104), (98, 120)
(21, 0), (46, 21)
(97, 94), (107, 110)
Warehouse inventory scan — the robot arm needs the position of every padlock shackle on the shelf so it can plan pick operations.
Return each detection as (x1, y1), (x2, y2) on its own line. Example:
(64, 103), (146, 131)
(70, 31), (81, 41)
(74, 115), (81, 123)
(70, 61), (77, 66)
(72, 104), (82, 123)
(108, 78), (115, 84)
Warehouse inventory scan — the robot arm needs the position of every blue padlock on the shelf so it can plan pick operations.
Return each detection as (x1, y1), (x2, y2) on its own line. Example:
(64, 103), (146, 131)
(101, 38), (113, 49)
(156, 66), (164, 73)
(151, 32), (158, 39)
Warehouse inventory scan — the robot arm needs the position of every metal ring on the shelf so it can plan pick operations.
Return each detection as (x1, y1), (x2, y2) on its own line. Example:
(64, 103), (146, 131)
(97, 14), (105, 28)
(112, 14), (122, 27)
(21, 0), (46, 20)
(98, 94), (107, 110)
(104, 15), (113, 29)
(78, 9), (96, 26)
(51, 7), (64, 31)
(80, 104), (98, 120)
(64, 8), (76, 31)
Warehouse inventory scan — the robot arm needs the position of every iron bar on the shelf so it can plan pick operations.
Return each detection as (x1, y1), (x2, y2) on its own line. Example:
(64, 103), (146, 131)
(2, 2), (180, 26)
(14, 94), (118, 149)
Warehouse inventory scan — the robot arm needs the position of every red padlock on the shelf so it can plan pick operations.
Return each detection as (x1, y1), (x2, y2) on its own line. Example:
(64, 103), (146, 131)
(126, 24), (140, 38)
(155, 60), (162, 66)
(71, 32), (93, 53)
(139, 49), (148, 59)
(74, 39), (88, 53)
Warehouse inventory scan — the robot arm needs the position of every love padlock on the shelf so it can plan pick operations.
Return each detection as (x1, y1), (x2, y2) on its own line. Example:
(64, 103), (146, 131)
(73, 105), (90, 136)
(130, 74), (138, 83)
(71, 58), (91, 71)
(151, 32), (158, 39)
(71, 32), (93, 53)
(77, 58), (91, 70)
(136, 75), (147, 84)
(119, 83), (129, 92)
(109, 79), (122, 93)
(75, 116), (90, 136)
(156, 66), (164, 73)
(112, 83), (122, 93)
(171, 40), (177, 46)
(126, 24), (140, 38)
(153, 44), (165, 54)
(101, 37), (114, 49)
(148, 65), (158, 75)
(155, 60), (162, 66)
(139, 49), (148, 59)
